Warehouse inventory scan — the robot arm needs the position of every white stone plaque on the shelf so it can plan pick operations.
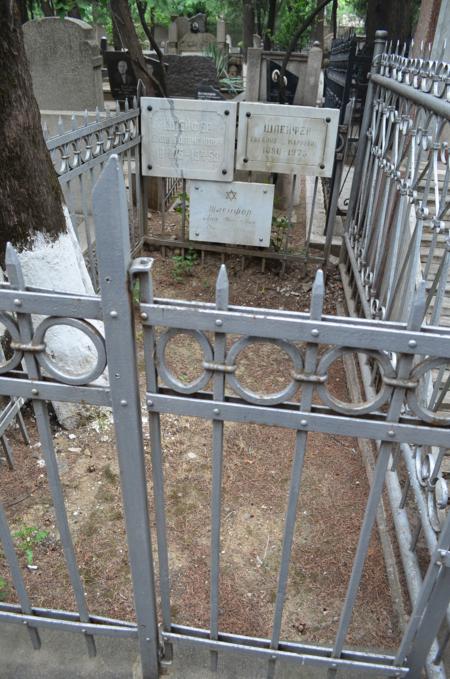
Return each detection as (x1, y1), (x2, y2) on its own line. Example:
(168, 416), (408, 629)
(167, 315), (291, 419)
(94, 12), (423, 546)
(141, 97), (237, 181)
(188, 181), (275, 247)
(236, 102), (339, 176)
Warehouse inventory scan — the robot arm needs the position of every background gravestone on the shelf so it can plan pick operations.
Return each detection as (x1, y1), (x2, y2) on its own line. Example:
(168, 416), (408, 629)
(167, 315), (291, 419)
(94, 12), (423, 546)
(104, 52), (138, 104)
(23, 17), (104, 111)
(165, 55), (220, 98)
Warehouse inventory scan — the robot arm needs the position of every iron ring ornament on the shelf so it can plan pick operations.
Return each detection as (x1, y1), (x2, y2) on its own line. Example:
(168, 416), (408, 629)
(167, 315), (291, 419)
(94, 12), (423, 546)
(0, 314), (107, 386)
(156, 329), (214, 394)
(225, 336), (303, 406)
(407, 358), (450, 425)
(316, 348), (396, 416)
(33, 317), (107, 386)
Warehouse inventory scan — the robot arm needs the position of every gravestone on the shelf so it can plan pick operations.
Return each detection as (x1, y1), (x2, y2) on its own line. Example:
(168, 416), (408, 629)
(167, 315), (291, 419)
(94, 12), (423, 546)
(236, 102), (339, 176)
(23, 17), (104, 111)
(165, 55), (220, 98)
(178, 30), (216, 53)
(188, 181), (274, 247)
(141, 98), (237, 181)
(267, 61), (299, 105)
(103, 52), (138, 104)
(196, 83), (225, 100)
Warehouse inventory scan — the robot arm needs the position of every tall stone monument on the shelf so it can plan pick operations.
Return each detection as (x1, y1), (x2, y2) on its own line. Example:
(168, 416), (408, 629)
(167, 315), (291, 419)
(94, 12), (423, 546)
(23, 17), (104, 111)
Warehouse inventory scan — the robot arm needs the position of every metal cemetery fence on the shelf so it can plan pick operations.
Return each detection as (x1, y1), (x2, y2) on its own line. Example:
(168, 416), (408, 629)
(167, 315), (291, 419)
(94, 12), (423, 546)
(1, 155), (450, 678)
(324, 34), (372, 125)
(341, 31), (450, 679)
(44, 101), (144, 290)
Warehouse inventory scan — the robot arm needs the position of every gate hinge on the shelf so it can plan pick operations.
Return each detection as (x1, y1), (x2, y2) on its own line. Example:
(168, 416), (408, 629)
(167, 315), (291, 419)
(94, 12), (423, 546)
(129, 257), (154, 279)
(436, 549), (450, 567)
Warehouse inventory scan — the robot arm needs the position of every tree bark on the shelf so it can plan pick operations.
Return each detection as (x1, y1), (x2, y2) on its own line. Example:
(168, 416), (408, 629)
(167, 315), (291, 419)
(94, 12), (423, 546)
(310, 0), (325, 46)
(331, 0), (338, 39)
(243, 0), (255, 59)
(263, 0), (278, 50)
(40, 1), (54, 17)
(135, 0), (167, 96)
(365, 0), (414, 45)
(0, 1), (66, 265)
(109, 0), (156, 96)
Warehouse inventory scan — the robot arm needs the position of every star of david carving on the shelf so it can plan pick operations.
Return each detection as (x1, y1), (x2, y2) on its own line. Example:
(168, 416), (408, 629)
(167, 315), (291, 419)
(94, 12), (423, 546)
(225, 190), (237, 201)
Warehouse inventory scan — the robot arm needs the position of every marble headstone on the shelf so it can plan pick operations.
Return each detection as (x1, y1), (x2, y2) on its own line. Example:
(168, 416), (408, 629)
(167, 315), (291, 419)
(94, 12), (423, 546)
(141, 98), (237, 181)
(236, 102), (339, 176)
(188, 181), (275, 247)
(23, 17), (104, 111)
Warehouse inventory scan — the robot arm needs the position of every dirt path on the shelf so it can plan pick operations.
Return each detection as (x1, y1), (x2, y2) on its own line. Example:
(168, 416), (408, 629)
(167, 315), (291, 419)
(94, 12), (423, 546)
(0, 254), (399, 652)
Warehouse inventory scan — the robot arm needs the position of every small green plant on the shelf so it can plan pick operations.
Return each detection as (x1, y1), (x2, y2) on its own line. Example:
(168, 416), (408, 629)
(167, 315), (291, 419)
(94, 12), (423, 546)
(0, 576), (9, 601)
(174, 192), (189, 216)
(13, 526), (49, 566)
(171, 250), (198, 282)
(271, 215), (290, 251)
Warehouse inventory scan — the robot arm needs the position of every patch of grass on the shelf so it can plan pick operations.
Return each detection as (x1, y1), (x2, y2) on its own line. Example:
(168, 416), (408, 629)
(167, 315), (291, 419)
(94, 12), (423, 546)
(271, 215), (290, 251)
(13, 526), (49, 566)
(0, 576), (9, 601)
(171, 250), (198, 283)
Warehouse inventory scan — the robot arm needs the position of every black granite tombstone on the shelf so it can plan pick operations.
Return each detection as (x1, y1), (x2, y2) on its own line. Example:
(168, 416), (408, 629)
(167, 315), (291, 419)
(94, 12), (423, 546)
(267, 60), (298, 105)
(104, 52), (138, 104)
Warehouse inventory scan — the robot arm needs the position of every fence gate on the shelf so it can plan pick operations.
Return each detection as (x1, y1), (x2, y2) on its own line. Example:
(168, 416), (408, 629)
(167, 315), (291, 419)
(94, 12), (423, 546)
(1, 155), (450, 679)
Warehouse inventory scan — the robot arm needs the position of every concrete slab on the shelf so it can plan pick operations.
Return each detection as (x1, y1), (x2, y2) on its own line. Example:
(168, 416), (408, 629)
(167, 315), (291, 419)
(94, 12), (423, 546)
(0, 622), (385, 679)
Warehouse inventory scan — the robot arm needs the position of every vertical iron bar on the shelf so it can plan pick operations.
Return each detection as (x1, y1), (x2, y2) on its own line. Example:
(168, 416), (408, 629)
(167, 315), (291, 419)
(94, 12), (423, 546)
(135, 258), (172, 663)
(344, 31), (387, 231)
(210, 265), (229, 672)
(267, 270), (325, 679)
(5, 244), (97, 659)
(0, 503), (41, 649)
(93, 155), (160, 679)
(330, 281), (426, 666)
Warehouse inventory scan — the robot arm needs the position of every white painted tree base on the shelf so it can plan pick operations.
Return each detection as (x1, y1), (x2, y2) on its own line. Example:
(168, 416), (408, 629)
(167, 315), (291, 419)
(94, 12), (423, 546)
(15, 208), (107, 429)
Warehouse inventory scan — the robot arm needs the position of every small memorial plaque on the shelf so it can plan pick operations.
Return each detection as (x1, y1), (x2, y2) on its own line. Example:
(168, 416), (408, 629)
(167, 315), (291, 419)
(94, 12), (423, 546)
(236, 102), (339, 176)
(188, 181), (274, 247)
(141, 98), (237, 181)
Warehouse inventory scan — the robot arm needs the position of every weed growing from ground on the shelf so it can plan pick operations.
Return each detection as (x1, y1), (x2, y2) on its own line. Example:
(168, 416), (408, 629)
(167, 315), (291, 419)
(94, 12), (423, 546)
(13, 526), (49, 566)
(171, 250), (198, 282)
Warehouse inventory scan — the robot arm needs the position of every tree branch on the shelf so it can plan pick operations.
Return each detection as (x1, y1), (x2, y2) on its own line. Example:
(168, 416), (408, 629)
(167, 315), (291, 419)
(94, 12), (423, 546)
(278, 0), (333, 102)
(135, 0), (167, 96)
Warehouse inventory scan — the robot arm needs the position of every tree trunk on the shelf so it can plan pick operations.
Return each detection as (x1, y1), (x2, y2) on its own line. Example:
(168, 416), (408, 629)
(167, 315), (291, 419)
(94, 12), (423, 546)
(310, 0), (325, 46)
(109, 0), (156, 96)
(1, 2), (107, 429)
(40, 1), (54, 17)
(0, 0), (66, 265)
(243, 0), (255, 59)
(263, 0), (277, 50)
(16, 0), (28, 24)
(365, 0), (414, 45)
(331, 0), (338, 38)
(412, 0), (440, 55)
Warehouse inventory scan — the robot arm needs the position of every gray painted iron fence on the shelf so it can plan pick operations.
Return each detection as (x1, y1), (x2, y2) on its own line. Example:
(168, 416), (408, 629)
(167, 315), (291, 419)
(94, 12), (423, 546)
(341, 30), (450, 679)
(0, 155), (450, 677)
(44, 101), (145, 290)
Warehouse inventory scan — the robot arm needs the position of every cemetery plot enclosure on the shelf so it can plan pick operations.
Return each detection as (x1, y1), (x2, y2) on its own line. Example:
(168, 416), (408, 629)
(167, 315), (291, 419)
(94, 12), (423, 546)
(1, 157), (450, 679)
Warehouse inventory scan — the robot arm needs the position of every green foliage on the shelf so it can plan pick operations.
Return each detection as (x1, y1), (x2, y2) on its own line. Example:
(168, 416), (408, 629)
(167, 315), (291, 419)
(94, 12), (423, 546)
(174, 192), (189, 214)
(13, 526), (49, 566)
(0, 576), (9, 602)
(271, 215), (290, 251)
(171, 250), (198, 282)
(203, 42), (228, 78)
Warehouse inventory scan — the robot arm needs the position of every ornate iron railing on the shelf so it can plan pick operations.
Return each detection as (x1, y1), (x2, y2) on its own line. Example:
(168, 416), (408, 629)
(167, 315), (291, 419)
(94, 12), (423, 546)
(341, 32), (450, 678)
